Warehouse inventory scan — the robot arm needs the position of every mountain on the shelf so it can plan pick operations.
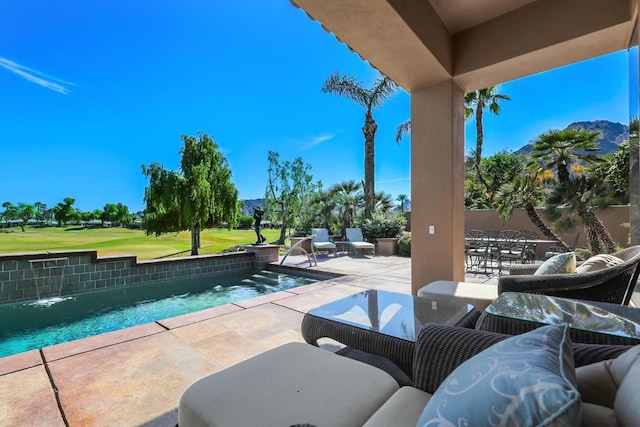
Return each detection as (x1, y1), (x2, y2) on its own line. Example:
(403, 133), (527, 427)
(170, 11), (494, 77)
(514, 120), (629, 156)
(240, 199), (265, 215)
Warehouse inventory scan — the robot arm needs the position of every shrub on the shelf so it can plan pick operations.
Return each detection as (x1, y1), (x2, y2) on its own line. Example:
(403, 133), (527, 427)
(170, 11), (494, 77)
(236, 214), (254, 230)
(396, 232), (411, 257)
(361, 211), (407, 242)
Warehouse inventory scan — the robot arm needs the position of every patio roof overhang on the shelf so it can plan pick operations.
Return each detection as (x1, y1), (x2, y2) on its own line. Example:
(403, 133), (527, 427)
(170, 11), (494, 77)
(291, 0), (638, 93)
(290, 0), (640, 293)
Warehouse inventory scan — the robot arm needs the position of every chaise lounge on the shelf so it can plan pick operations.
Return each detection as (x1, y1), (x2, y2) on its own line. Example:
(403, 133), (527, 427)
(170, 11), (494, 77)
(179, 323), (637, 426)
(346, 227), (375, 257)
(311, 227), (337, 256)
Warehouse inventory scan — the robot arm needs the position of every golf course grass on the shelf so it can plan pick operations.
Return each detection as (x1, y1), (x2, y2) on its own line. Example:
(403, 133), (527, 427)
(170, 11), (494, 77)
(0, 226), (282, 260)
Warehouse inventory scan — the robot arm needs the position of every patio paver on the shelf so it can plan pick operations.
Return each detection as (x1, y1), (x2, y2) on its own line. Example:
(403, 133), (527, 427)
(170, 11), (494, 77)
(0, 253), (637, 426)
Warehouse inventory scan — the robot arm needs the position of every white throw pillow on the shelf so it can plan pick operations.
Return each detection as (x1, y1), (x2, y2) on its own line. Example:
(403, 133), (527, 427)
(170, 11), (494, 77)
(534, 252), (577, 275)
(575, 254), (624, 273)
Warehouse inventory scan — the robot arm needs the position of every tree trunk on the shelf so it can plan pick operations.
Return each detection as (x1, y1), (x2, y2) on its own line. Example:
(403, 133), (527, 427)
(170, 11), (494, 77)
(362, 112), (377, 219)
(525, 202), (570, 251)
(557, 164), (570, 184)
(474, 107), (484, 175)
(584, 223), (603, 255)
(191, 227), (200, 256)
(585, 210), (616, 253)
(278, 226), (287, 246)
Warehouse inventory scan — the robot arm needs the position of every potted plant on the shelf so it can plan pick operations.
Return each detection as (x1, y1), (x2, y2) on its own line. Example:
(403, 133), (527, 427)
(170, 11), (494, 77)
(361, 212), (407, 256)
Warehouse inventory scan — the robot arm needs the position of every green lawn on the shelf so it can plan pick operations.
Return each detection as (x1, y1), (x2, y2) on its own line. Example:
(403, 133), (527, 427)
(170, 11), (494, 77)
(0, 226), (283, 260)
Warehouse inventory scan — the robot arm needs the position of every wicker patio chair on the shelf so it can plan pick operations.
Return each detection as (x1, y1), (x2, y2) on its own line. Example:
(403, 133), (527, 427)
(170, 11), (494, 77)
(412, 323), (630, 394)
(498, 245), (640, 305)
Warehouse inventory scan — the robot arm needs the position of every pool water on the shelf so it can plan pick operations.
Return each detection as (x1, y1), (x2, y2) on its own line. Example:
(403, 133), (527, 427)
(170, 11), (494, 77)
(0, 269), (321, 358)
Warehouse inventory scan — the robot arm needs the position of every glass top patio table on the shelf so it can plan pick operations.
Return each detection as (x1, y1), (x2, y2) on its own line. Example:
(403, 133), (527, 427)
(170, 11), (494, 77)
(306, 289), (475, 341)
(483, 292), (640, 345)
(302, 290), (478, 378)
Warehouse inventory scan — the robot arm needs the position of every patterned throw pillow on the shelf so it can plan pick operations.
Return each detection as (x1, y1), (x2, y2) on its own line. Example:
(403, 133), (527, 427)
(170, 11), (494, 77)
(575, 254), (624, 273)
(417, 324), (581, 427)
(534, 252), (577, 275)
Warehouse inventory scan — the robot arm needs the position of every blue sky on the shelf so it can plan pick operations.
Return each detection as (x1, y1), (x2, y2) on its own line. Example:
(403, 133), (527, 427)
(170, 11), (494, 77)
(0, 1), (636, 213)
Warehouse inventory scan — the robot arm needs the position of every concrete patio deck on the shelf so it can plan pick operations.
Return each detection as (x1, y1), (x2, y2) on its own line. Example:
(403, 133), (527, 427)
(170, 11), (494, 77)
(0, 253), (636, 426)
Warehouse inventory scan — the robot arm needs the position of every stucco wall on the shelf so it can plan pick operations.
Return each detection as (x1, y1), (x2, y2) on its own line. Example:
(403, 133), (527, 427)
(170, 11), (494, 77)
(465, 206), (630, 252)
(406, 205), (630, 255)
(0, 245), (279, 304)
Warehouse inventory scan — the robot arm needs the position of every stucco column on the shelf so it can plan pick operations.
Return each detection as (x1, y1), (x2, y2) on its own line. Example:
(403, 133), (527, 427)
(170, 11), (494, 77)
(410, 80), (465, 294)
(631, 0), (640, 247)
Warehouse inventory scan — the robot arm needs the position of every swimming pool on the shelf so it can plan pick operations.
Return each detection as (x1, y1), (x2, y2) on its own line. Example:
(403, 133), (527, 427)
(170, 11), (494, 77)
(0, 267), (326, 358)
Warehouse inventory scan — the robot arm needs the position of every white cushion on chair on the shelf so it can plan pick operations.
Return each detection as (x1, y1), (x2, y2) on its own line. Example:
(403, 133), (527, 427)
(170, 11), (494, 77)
(575, 254), (624, 273)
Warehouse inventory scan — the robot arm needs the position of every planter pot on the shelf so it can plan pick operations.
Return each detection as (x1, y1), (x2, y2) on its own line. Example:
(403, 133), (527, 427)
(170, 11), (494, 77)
(289, 236), (313, 255)
(376, 238), (398, 256)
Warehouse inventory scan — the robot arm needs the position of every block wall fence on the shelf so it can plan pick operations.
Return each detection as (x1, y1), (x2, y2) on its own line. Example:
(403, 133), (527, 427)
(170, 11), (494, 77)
(0, 245), (279, 304)
(404, 206), (631, 256)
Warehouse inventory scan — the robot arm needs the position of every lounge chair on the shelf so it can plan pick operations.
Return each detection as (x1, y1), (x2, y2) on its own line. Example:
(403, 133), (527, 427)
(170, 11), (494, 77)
(311, 228), (337, 257)
(346, 227), (375, 256)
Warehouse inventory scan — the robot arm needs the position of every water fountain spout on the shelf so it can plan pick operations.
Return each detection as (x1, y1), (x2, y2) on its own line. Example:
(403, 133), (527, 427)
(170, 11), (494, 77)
(29, 257), (69, 300)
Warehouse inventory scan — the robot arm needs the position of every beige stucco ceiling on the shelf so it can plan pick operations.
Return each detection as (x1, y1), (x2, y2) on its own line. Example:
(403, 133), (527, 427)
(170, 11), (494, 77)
(429, 0), (536, 34)
(291, 0), (638, 92)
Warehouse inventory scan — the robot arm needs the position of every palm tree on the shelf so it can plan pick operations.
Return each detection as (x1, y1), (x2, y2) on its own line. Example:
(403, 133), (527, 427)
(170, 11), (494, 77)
(544, 175), (616, 254)
(328, 180), (364, 238)
(322, 72), (398, 219)
(464, 86), (511, 178)
(396, 194), (408, 213)
(374, 191), (394, 212)
(495, 172), (570, 251)
(529, 128), (615, 253)
(529, 128), (603, 183)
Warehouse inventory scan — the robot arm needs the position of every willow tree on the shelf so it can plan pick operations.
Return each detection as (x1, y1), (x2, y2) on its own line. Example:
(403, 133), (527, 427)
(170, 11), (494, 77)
(142, 133), (239, 256)
(322, 72), (398, 218)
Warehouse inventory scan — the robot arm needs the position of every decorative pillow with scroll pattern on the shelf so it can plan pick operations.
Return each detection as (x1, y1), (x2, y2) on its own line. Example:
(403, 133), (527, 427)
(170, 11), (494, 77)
(416, 324), (581, 427)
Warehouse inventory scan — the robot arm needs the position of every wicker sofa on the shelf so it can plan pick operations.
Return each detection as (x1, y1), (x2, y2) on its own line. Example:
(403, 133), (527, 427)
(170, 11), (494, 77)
(499, 246), (640, 305)
(179, 324), (634, 426)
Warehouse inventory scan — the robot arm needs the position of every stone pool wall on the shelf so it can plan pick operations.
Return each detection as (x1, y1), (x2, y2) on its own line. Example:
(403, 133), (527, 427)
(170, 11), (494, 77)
(0, 244), (279, 304)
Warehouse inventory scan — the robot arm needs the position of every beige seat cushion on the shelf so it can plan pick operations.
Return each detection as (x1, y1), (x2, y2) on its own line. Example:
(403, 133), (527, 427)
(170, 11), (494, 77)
(615, 346), (640, 427)
(575, 254), (625, 273)
(179, 342), (398, 427)
(581, 403), (617, 427)
(576, 345), (640, 427)
(418, 280), (498, 311)
(363, 386), (432, 427)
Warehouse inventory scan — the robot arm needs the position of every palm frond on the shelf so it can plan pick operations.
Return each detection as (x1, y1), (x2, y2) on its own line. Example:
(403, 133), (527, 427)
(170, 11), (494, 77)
(395, 120), (411, 143)
(369, 76), (399, 109)
(321, 72), (369, 108)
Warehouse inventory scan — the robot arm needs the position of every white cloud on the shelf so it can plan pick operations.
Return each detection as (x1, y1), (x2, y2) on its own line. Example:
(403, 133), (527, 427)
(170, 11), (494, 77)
(0, 57), (76, 94)
(376, 177), (410, 184)
(289, 133), (335, 150)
